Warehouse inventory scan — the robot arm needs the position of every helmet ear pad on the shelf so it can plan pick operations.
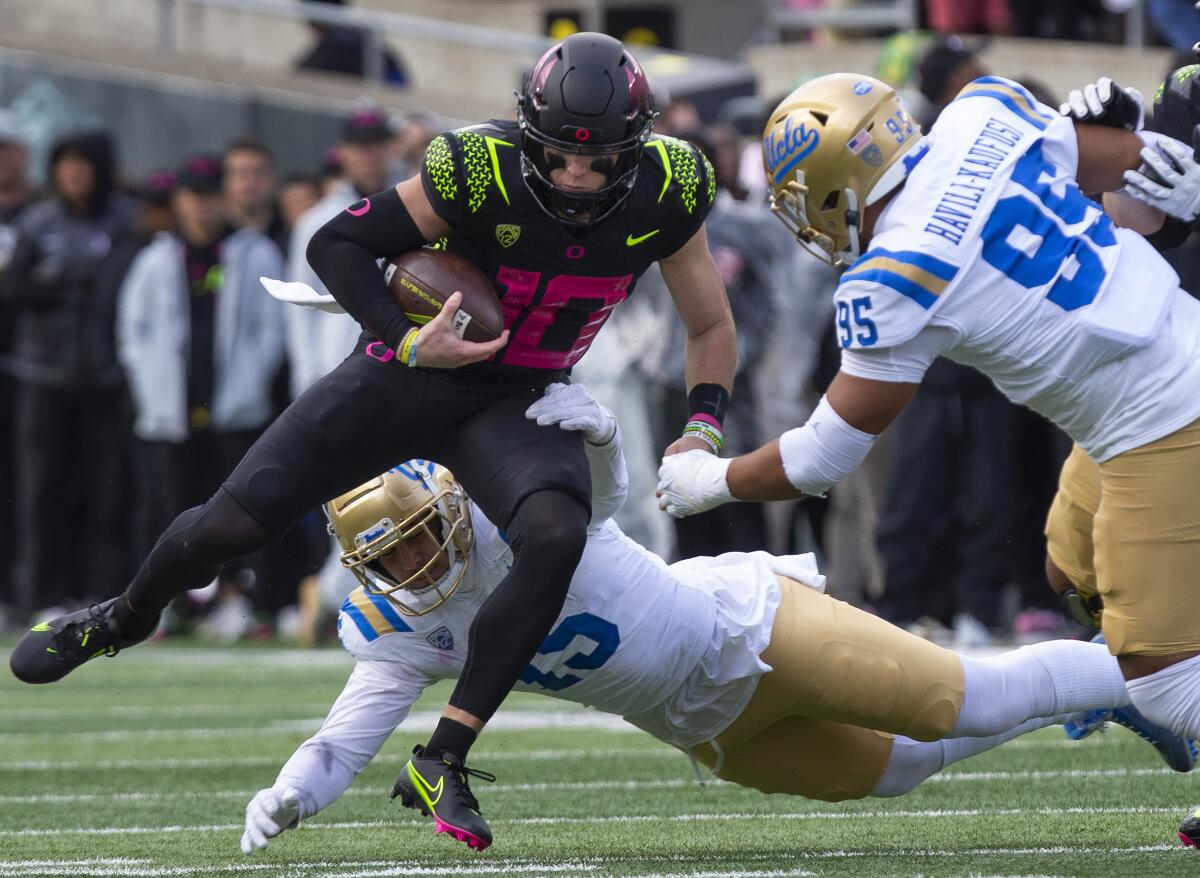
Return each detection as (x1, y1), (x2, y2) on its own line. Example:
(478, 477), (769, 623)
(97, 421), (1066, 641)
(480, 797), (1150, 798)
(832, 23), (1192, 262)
(517, 32), (656, 226)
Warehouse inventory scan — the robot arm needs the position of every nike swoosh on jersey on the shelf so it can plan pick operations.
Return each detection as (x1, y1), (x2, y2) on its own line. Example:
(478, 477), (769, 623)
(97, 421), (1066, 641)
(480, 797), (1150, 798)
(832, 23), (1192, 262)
(626, 229), (660, 246)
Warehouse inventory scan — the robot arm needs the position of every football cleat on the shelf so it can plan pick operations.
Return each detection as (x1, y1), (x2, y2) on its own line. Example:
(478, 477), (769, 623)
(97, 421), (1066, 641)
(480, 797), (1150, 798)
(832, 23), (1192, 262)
(1179, 808), (1200, 848)
(9, 599), (150, 684)
(1063, 632), (1198, 772)
(391, 745), (495, 850)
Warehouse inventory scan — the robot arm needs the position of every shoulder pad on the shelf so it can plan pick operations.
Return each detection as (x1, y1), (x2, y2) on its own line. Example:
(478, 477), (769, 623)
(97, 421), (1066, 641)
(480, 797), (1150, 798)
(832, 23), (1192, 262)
(339, 586), (413, 647)
(424, 124), (520, 216)
(643, 134), (715, 217)
(949, 76), (1058, 133)
(833, 244), (961, 349)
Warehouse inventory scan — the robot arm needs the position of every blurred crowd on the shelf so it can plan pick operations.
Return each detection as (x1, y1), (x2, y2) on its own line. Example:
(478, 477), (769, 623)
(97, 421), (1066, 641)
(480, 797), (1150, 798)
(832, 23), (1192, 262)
(1, 30), (1198, 649)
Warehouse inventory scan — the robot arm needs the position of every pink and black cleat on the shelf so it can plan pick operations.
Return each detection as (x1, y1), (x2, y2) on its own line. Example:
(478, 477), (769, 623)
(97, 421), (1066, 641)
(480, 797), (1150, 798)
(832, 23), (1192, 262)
(1179, 808), (1200, 848)
(391, 745), (495, 850)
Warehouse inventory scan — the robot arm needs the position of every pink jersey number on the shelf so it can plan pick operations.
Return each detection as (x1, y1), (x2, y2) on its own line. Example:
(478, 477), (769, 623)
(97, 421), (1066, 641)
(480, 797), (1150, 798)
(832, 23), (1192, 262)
(495, 267), (632, 369)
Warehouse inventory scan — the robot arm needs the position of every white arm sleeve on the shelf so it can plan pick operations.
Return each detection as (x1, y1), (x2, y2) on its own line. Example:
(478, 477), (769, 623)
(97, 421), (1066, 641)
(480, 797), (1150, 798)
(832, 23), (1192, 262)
(838, 324), (957, 384)
(778, 395), (877, 497)
(583, 422), (629, 527)
(272, 660), (429, 819)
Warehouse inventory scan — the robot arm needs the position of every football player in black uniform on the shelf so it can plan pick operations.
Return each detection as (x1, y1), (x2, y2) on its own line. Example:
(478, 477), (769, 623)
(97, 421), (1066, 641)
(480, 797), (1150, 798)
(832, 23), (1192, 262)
(10, 33), (736, 849)
(1060, 66), (1200, 249)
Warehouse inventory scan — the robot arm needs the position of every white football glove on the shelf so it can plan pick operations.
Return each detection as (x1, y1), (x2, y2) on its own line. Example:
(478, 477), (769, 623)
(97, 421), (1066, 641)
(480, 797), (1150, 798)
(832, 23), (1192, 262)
(259, 277), (347, 313)
(240, 787), (301, 854)
(1124, 136), (1200, 222)
(656, 449), (733, 518)
(525, 382), (616, 445)
(1060, 77), (1144, 131)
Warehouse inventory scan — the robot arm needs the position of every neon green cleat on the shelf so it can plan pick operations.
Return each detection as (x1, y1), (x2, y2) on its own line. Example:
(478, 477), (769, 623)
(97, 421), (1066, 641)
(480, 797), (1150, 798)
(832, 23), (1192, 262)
(391, 745), (495, 850)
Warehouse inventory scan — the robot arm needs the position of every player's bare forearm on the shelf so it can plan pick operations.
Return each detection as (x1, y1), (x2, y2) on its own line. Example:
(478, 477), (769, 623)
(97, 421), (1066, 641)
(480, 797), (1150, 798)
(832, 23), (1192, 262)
(1074, 123), (1144, 196)
(660, 223), (737, 393)
(1103, 190), (1166, 234)
(726, 439), (804, 501)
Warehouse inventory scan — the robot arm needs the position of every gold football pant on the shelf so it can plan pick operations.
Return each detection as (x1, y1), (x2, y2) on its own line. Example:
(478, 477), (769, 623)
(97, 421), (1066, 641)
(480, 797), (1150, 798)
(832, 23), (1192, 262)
(688, 577), (964, 801)
(1045, 417), (1200, 655)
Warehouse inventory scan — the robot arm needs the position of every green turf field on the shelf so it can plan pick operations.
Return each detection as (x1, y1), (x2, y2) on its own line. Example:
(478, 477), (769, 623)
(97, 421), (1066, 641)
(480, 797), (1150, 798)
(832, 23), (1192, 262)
(1, 642), (1198, 878)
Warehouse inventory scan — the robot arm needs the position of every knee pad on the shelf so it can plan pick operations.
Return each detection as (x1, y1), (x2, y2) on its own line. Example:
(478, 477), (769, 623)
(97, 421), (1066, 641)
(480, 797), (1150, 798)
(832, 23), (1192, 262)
(1125, 654), (1200, 740)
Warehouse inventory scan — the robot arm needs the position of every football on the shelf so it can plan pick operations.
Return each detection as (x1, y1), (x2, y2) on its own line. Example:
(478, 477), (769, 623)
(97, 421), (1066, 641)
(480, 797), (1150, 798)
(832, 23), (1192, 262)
(383, 248), (504, 343)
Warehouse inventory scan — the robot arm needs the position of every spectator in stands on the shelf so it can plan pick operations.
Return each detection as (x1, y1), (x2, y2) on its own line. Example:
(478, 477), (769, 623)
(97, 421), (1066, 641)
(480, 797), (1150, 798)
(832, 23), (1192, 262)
(1007, 0), (1111, 40)
(277, 173), (321, 245)
(389, 111), (441, 180)
(223, 139), (286, 253)
(0, 111), (36, 629)
(319, 147), (343, 196)
(284, 106), (392, 400)
(1145, 0), (1200, 56)
(915, 36), (988, 128)
(3, 129), (136, 623)
(923, 0), (1010, 35)
(116, 154), (286, 640)
(295, 0), (407, 87)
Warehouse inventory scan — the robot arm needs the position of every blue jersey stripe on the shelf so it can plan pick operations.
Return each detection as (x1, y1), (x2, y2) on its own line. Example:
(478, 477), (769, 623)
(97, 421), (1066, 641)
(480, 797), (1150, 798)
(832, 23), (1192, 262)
(341, 600), (380, 642)
(860, 248), (957, 281)
(368, 591), (413, 633)
(840, 268), (938, 309)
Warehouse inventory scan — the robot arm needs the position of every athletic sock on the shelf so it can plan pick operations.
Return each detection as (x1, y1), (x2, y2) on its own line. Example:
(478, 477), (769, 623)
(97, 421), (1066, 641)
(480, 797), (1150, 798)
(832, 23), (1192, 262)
(111, 593), (160, 641)
(951, 640), (1127, 737)
(425, 718), (478, 762)
(1125, 653), (1200, 739)
(872, 716), (1058, 797)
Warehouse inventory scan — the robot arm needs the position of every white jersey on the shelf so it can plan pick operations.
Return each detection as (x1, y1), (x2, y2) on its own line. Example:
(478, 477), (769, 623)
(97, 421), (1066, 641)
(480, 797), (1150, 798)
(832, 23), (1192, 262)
(268, 427), (825, 821)
(835, 76), (1200, 461)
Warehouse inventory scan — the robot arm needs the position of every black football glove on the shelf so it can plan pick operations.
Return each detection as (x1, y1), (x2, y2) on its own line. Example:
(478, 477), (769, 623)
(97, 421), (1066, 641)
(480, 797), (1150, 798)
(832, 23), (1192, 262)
(1060, 77), (1145, 131)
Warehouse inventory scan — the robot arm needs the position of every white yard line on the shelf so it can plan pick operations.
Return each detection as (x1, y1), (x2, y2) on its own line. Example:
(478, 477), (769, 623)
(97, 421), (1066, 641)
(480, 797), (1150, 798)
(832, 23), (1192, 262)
(4, 764), (1194, 806)
(0, 805), (1189, 838)
(0, 710), (638, 743)
(0, 778), (698, 805)
(0, 747), (677, 773)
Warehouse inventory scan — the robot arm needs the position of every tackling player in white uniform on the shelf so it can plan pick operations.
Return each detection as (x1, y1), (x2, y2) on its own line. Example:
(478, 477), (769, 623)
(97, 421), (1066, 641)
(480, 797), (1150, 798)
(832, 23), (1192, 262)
(240, 383), (1189, 854)
(655, 74), (1200, 845)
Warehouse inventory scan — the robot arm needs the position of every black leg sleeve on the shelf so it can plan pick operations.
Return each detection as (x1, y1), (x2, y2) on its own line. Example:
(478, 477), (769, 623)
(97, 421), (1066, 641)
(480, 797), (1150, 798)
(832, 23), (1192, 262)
(306, 186), (430, 351)
(447, 489), (590, 721)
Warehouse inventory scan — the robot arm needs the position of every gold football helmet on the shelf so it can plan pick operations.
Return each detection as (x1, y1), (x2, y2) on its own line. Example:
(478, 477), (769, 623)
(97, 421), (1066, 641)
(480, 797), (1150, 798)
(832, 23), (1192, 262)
(326, 460), (474, 616)
(762, 73), (923, 267)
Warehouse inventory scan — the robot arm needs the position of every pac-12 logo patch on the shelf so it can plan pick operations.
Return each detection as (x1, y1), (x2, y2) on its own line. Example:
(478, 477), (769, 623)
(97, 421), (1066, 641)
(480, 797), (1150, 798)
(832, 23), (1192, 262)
(427, 626), (455, 651)
(853, 80), (874, 96)
(495, 224), (521, 248)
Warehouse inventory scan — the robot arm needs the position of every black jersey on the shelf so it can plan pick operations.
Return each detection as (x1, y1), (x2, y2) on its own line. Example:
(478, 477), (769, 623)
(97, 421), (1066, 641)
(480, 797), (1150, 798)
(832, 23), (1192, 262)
(420, 120), (715, 371)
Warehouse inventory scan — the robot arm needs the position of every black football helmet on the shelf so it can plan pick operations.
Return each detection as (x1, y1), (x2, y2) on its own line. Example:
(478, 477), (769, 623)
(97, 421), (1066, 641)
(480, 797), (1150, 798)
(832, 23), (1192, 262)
(517, 32), (656, 228)
(1151, 62), (1200, 142)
